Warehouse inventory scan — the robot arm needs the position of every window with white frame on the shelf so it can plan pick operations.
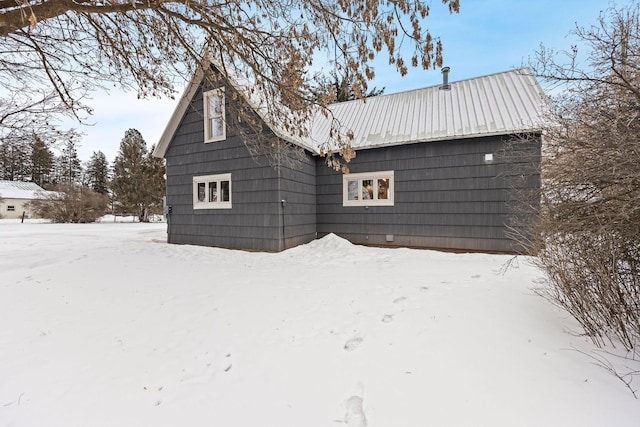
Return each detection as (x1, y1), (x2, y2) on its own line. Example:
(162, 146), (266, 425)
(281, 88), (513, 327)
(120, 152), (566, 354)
(193, 173), (232, 209)
(343, 170), (394, 206)
(204, 88), (225, 142)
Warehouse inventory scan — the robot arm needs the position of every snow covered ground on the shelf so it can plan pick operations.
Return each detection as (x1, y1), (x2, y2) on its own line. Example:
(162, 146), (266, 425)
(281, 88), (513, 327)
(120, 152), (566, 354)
(1, 221), (638, 426)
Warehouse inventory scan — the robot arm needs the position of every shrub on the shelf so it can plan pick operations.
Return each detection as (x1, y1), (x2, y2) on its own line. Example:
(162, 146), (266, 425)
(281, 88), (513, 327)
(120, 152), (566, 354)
(31, 183), (108, 223)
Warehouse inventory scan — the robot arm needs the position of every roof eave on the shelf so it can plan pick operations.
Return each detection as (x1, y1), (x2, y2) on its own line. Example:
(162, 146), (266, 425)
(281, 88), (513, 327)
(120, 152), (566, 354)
(153, 62), (316, 158)
(352, 127), (544, 151)
(153, 66), (206, 158)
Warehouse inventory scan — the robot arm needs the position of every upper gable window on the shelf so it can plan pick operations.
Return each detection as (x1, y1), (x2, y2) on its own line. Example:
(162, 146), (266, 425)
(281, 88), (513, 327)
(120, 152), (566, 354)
(204, 88), (225, 142)
(343, 171), (394, 207)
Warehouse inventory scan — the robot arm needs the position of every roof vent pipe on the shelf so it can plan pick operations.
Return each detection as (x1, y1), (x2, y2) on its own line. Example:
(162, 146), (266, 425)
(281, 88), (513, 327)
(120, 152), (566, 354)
(440, 66), (451, 90)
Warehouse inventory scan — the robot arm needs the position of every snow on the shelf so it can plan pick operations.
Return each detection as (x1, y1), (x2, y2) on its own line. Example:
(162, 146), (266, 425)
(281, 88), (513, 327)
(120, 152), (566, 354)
(0, 181), (48, 200)
(0, 222), (638, 426)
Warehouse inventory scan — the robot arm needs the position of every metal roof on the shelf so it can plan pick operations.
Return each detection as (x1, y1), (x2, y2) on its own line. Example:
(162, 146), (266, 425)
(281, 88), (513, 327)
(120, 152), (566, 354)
(306, 67), (546, 151)
(154, 67), (547, 158)
(0, 180), (47, 199)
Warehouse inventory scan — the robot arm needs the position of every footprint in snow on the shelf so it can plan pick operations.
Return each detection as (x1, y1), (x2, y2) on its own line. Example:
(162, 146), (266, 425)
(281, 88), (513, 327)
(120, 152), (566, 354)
(471, 274), (481, 279)
(381, 314), (393, 323)
(345, 395), (367, 427)
(344, 336), (364, 351)
(393, 296), (407, 304)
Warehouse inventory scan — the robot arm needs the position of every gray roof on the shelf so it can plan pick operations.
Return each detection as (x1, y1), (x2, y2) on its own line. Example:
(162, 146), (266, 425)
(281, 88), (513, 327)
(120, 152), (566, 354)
(307, 67), (546, 151)
(154, 67), (546, 158)
(0, 180), (48, 199)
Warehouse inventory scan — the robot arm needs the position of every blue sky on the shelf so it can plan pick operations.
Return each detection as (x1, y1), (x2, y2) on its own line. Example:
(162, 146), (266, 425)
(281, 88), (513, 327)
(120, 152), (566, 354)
(72, 0), (628, 162)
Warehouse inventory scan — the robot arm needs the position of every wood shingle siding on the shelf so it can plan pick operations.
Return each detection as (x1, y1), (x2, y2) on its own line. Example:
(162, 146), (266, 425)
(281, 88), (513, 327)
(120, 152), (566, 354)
(164, 82), (316, 252)
(155, 65), (545, 253)
(316, 136), (540, 252)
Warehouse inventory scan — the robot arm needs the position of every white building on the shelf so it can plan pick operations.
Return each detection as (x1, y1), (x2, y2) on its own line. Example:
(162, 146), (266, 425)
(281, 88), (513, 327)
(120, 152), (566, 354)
(0, 181), (51, 219)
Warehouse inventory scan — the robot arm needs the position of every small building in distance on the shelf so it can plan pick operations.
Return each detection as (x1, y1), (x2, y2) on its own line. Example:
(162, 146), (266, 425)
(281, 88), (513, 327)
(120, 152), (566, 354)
(0, 181), (51, 219)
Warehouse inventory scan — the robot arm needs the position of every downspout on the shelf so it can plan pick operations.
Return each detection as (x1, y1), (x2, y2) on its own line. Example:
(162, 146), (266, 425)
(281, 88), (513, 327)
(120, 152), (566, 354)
(277, 146), (286, 251)
(281, 198), (286, 251)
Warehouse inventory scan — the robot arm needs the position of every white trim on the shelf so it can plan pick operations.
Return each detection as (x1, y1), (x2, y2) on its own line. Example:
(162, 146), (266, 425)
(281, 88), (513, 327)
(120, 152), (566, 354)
(204, 88), (226, 142)
(193, 173), (232, 209)
(154, 66), (545, 159)
(343, 170), (394, 207)
(153, 66), (205, 158)
(152, 59), (313, 159)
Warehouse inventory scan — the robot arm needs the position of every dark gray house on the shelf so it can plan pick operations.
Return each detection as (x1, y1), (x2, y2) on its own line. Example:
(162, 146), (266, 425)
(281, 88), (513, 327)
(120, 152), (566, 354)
(153, 66), (545, 253)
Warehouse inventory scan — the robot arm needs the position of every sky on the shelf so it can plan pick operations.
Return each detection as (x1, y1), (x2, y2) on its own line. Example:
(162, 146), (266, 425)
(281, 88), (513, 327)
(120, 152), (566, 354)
(1, 221), (639, 425)
(69, 0), (628, 162)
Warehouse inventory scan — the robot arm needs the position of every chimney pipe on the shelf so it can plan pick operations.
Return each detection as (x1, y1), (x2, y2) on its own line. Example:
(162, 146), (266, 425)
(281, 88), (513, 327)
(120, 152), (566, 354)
(440, 66), (451, 90)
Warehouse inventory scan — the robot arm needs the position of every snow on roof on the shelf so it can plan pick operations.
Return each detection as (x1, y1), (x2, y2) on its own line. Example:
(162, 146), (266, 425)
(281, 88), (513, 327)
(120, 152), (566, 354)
(154, 67), (547, 158)
(0, 180), (48, 200)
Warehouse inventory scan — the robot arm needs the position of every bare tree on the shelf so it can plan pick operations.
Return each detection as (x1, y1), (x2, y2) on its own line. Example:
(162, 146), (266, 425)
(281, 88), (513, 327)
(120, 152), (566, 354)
(0, 85), (78, 135)
(0, 0), (460, 168)
(527, 2), (640, 352)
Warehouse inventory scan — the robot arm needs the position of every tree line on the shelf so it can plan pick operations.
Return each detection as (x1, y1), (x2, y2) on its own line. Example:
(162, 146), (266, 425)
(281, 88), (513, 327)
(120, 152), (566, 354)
(0, 128), (165, 222)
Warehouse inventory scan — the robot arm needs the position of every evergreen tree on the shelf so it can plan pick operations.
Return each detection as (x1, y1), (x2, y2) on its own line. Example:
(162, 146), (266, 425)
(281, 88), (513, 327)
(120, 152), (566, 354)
(314, 67), (385, 103)
(111, 129), (165, 222)
(31, 135), (54, 186)
(145, 145), (166, 218)
(85, 151), (110, 195)
(57, 138), (83, 184)
(0, 138), (31, 181)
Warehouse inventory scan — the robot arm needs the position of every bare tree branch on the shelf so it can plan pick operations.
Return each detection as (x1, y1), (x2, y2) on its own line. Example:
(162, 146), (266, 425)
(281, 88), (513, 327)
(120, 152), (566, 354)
(1, 0), (460, 167)
(525, 2), (640, 352)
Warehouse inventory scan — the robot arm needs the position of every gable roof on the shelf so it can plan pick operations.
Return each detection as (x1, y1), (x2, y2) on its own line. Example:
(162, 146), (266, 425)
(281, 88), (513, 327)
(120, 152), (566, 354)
(154, 67), (546, 158)
(153, 62), (310, 158)
(0, 180), (47, 199)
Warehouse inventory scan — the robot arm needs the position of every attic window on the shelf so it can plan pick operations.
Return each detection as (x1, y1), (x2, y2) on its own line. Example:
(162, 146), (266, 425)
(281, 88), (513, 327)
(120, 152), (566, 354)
(484, 153), (494, 163)
(204, 88), (225, 142)
(7, 205), (15, 211)
(343, 171), (394, 207)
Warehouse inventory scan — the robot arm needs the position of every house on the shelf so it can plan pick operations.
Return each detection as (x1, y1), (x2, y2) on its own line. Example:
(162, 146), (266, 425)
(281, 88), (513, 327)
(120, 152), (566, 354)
(0, 180), (50, 219)
(153, 66), (545, 253)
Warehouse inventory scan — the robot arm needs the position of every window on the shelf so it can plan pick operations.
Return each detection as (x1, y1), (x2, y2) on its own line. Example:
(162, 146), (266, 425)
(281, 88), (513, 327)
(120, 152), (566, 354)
(204, 88), (225, 142)
(7, 205), (15, 211)
(343, 171), (394, 206)
(193, 173), (232, 209)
